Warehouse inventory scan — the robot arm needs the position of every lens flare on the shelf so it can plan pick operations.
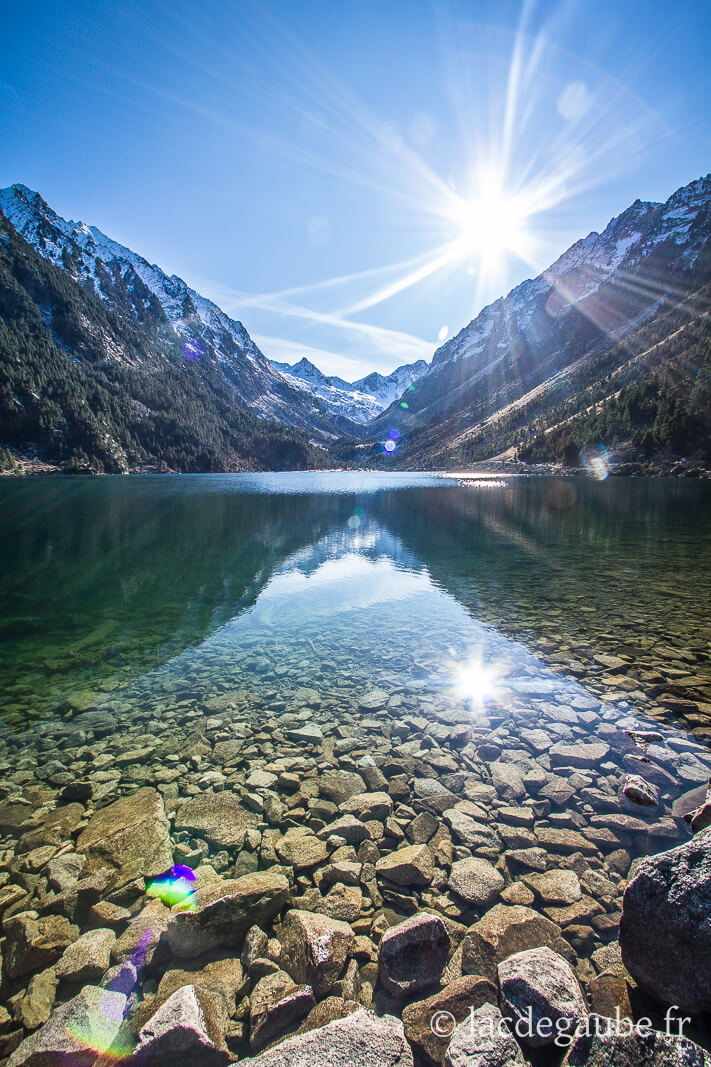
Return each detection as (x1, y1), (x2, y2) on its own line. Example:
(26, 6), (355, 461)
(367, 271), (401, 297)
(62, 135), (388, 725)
(145, 864), (197, 909)
(182, 340), (204, 361)
(388, 428), (401, 441)
(581, 443), (611, 480)
(383, 439), (397, 454)
(400, 402), (409, 409)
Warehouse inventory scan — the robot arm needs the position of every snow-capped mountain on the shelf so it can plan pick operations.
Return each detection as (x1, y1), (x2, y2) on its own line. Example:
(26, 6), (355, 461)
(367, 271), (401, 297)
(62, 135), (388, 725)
(269, 356), (429, 425)
(0, 184), (370, 441)
(370, 174), (711, 443)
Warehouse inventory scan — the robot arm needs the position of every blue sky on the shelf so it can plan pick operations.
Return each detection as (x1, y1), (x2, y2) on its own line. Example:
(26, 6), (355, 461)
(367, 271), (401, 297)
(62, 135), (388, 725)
(2, 0), (710, 379)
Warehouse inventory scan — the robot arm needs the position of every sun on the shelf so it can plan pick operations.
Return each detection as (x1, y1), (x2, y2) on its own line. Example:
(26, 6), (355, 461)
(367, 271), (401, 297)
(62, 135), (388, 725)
(450, 177), (531, 263)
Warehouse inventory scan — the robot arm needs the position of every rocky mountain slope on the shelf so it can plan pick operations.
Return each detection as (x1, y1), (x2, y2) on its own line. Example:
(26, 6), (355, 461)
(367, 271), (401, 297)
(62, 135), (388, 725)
(0, 185), (368, 443)
(362, 174), (711, 468)
(270, 356), (428, 426)
(0, 210), (325, 472)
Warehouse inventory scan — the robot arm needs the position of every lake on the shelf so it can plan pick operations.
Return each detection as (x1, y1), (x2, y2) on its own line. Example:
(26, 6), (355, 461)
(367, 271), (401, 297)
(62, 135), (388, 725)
(1, 472), (711, 974)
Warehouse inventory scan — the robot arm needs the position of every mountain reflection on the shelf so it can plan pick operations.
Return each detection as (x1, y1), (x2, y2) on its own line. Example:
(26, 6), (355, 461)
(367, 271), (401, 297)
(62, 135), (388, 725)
(0, 475), (709, 727)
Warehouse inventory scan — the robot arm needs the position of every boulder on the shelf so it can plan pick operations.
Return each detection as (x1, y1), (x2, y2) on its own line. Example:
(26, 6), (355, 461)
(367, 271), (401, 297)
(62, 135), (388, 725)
(111, 899), (171, 967)
(55, 927), (116, 983)
(549, 742), (610, 769)
(622, 775), (660, 807)
(402, 975), (497, 1066)
(445, 1002), (526, 1067)
(341, 792), (393, 821)
(561, 1016), (711, 1066)
(8, 986), (128, 1066)
(156, 956), (248, 1017)
(239, 1008), (414, 1067)
(174, 793), (259, 851)
(15, 969), (58, 1031)
(249, 970), (315, 1051)
(376, 844), (434, 887)
(522, 870), (582, 906)
(498, 946), (588, 1047)
(275, 832), (329, 870)
(4, 913), (79, 979)
(449, 858), (504, 909)
(320, 771), (367, 804)
(379, 913), (451, 998)
(619, 829), (711, 1012)
(76, 787), (172, 885)
(461, 905), (570, 984)
(280, 909), (354, 998)
(167, 871), (290, 958)
(133, 984), (229, 1065)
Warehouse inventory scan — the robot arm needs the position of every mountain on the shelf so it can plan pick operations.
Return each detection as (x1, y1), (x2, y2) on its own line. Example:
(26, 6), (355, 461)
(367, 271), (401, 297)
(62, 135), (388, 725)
(360, 174), (711, 468)
(0, 184), (368, 443)
(269, 356), (429, 425)
(0, 206), (326, 472)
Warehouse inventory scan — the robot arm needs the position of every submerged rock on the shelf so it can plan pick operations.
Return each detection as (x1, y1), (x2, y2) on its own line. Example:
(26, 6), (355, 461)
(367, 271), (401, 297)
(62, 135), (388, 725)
(448, 857), (505, 909)
(174, 793), (259, 851)
(402, 975), (497, 1066)
(375, 844), (434, 887)
(378, 912), (451, 998)
(249, 969), (315, 1051)
(462, 905), (570, 984)
(167, 871), (290, 958)
(77, 787), (172, 885)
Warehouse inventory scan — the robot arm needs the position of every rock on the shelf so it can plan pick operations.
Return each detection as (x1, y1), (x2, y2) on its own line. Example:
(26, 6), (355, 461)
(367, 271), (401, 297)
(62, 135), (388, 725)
(156, 956), (248, 1017)
(619, 829), (711, 1012)
(449, 858), (504, 909)
(462, 905), (570, 984)
(242, 926), (269, 970)
(55, 927), (116, 982)
(549, 742), (610, 769)
(522, 870), (582, 906)
(402, 975), (497, 1066)
(167, 871), (290, 958)
(443, 810), (499, 850)
(46, 852), (86, 892)
(296, 996), (359, 1035)
(111, 899), (170, 967)
(280, 909), (355, 998)
(686, 801), (711, 834)
(133, 984), (229, 1065)
(275, 832), (329, 870)
(247, 770), (279, 789)
(77, 787), (172, 885)
(5, 913), (79, 979)
(359, 689), (390, 711)
(561, 1017), (711, 1066)
(239, 1008), (414, 1067)
(498, 946), (588, 1047)
(622, 775), (660, 807)
(379, 912), (451, 998)
(174, 793), (259, 851)
(320, 772), (367, 804)
(376, 844), (434, 887)
(16, 969), (58, 1031)
(8, 985), (128, 1066)
(491, 763), (526, 802)
(285, 724), (324, 745)
(249, 970), (315, 1051)
(341, 792), (393, 821)
(445, 1002), (525, 1067)
(318, 814), (369, 845)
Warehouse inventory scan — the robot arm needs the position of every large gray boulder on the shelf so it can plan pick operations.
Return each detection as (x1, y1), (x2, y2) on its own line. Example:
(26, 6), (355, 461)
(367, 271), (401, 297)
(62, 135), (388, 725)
(280, 909), (354, 999)
(561, 1016), (711, 1066)
(379, 913), (451, 998)
(76, 787), (173, 884)
(8, 985), (128, 1066)
(402, 975), (497, 1066)
(498, 946), (588, 1047)
(239, 1009), (414, 1067)
(249, 970), (315, 1051)
(167, 871), (290, 958)
(445, 1003), (526, 1067)
(376, 845), (434, 887)
(619, 829), (711, 1012)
